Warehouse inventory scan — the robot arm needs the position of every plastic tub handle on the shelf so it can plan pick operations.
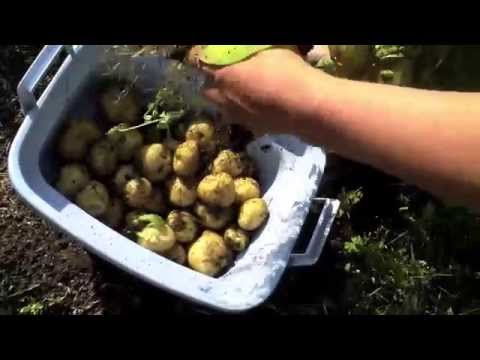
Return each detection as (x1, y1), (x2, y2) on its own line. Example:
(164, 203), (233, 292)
(289, 197), (340, 267)
(17, 45), (75, 115)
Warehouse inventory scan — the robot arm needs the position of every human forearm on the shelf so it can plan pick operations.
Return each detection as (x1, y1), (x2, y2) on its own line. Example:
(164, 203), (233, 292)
(301, 73), (480, 208)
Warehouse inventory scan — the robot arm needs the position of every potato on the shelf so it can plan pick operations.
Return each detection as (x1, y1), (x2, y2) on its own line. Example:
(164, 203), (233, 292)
(212, 150), (245, 177)
(55, 163), (90, 197)
(102, 197), (124, 228)
(194, 202), (233, 230)
(197, 172), (235, 208)
(233, 177), (261, 204)
(107, 123), (143, 161)
(167, 210), (198, 243)
(58, 119), (101, 160)
(137, 225), (176, 254)
(113, 165), (140, 194)
(167, 176), (197, 207)
(187, 230), (232, 276)
(224, 225), (250, 252)
(75, 180), (110, 217)
(143, 189), (166, 214)
(164, 243), (187, 265)
(238, 198), (269, 231)
(173, 140), (200, 177)
(185, 118), (216, 153)
(124, 177), (152, 208)
(89, 139), (118, 177)
(100, 85), (140, 124)
(137, 144), (172, 183)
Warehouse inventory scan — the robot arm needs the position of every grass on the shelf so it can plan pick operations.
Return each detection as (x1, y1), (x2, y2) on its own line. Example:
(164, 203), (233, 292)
(336, 186), (480, 315)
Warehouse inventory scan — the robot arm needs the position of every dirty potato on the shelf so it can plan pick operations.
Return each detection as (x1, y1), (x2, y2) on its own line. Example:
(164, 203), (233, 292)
(113, 165), (140, 194)
(187, 230), (232, 276)
(136, 225), (176, 254)
(193, 202), (233, 230)
(75, 180), (110, 217)
(185, 118), (216, 153)
(137, 144), (172, 183)
(233, 177), (261, 204)
(197, 172), (235, 208)
(167, 176), (197, 207)
(89, 138), (118, 177)
(107, 123), (143, 162)
(173, 140), (200, 177)
(100, 84), (141, 124)
(58, 119), (101, 160)
(224, 225), (250, 252)
(166, 210), (198, 243)
(124, 177), (153, 208)
(212, 150), (245, 177)
(164, 243), (187, 265)
(55, 163), (90, 197)
(238, 198), (269, 231)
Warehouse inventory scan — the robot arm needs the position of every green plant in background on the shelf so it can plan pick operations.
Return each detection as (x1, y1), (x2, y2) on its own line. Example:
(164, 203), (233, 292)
(337, 188), (363, 220)
(419, 204), (480, 259)
(343, 235), (365, 254)
(343, 227), (435, 315)
(339, 187), (480, 315)
(18, 302), (44, 315)
(315, 45), (480, 89)
(373, 45), (423, 61)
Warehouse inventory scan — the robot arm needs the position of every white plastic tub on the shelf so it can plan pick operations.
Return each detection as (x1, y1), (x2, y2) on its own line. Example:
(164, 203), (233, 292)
(9, 45), (339, 313)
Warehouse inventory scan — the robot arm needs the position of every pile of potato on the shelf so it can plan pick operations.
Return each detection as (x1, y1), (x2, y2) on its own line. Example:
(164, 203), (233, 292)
(54, 83), (269, 277)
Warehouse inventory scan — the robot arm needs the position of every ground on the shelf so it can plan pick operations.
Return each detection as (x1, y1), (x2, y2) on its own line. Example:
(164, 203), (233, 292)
(1, 45), (480, 315)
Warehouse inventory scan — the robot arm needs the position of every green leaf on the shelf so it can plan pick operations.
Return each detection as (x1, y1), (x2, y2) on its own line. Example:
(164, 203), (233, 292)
(18, 302), (44, 316)
(199, 45), (275, 66)
(137, 214), (166, 229)
(344, 236), (365, 254)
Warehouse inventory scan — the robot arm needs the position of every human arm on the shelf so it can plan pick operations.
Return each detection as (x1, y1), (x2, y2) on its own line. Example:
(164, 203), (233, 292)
(201, 48), (480, 210)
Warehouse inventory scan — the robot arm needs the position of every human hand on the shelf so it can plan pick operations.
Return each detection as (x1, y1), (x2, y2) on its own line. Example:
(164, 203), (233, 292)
(196, 48), (324, 137)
